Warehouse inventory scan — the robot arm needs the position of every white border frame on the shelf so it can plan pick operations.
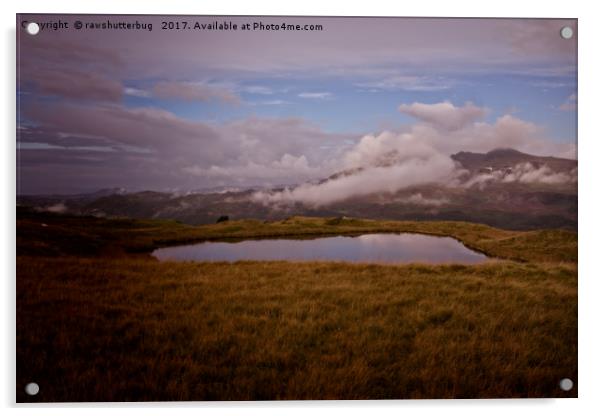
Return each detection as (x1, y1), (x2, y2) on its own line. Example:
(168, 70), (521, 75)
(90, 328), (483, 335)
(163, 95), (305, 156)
(3, 1), (600, 415)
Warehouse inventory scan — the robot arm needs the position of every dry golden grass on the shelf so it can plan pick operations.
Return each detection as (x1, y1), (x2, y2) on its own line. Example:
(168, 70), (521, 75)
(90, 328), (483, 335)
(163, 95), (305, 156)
(16, 211), (577, 401)
(17, 256), (577, 401)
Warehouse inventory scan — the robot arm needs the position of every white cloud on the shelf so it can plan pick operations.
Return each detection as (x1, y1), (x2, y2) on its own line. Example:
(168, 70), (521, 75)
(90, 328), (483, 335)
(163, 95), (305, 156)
(253, 156), (455, 207)
(249, 99), (290, 106)
(253, 133), (458, 207)
(394, 112), (575, 158)
(298, 92), (333, 100)
(342, 130), (441, 169)
(462, 162), (577, 189)
(243, 85), (274, 95)
(398, 101), (487, 131)
(400, 193), (450, 206)
(356, 75), (455, 92)
(462, 115), (575, 158)
(502, 163), (577, 184)
(184, 154), (321, 183)
(124, 87), (151, 98)
(531, 80), (569, 89)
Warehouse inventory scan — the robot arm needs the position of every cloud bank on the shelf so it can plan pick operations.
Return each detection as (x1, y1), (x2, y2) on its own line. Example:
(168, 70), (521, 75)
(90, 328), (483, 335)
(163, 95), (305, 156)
(18, 99), (354, 193)
(253, 144), (457, 207)
(252, 101), (576, 207)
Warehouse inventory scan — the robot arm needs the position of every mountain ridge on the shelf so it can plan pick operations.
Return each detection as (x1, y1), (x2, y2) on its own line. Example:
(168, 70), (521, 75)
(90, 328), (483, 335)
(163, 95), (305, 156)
(451, 148), (576, 173)
(16, 148), (577, 230)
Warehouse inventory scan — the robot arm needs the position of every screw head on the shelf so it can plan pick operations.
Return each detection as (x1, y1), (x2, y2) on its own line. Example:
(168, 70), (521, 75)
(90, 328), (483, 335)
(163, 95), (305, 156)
(559, 378), (574, 391)
(25, 382), (39, 396)
(560, 26), (574, 40)
(26, 22), (40, 35)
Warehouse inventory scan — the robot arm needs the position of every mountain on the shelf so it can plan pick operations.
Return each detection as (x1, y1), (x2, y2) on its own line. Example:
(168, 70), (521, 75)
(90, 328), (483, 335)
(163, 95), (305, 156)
(16, 149), (577, 231)
(451, 148), (576, 173)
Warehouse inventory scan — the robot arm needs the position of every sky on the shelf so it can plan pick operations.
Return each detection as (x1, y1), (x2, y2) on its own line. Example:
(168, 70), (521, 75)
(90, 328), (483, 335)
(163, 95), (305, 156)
(16, 15), (577, 194)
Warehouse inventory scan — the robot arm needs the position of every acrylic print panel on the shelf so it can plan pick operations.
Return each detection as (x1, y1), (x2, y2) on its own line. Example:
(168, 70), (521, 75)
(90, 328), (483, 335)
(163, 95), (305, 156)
(16, 15), (577, 402)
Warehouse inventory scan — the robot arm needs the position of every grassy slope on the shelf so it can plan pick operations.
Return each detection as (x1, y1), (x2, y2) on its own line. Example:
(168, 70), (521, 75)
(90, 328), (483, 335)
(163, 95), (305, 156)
(16, 212), (578, 401)
(17, 211), (576, 263)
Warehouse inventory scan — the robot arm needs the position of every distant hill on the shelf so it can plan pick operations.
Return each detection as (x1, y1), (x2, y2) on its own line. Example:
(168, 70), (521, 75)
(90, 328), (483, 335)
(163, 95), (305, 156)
(451, 148), (576, 173)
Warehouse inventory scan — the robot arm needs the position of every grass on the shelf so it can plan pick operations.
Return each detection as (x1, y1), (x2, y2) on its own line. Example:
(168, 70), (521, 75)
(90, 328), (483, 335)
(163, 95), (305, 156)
(17, 210), (577, 263)
(16, 210), (578, 401)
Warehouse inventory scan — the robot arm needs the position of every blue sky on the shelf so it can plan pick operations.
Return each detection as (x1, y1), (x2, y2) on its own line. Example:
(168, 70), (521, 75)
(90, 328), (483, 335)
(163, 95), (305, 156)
(120, 69), (577, 142)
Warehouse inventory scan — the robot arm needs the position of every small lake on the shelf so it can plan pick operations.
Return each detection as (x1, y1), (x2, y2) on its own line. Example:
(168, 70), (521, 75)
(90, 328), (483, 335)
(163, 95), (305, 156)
(152, 233), (489, 264)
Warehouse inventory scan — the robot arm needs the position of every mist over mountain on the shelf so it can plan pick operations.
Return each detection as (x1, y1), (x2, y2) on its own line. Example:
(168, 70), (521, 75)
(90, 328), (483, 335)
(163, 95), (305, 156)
(17, 148), (577, 231)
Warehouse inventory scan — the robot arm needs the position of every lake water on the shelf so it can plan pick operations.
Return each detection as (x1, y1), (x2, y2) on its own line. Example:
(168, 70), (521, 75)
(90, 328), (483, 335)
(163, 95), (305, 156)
(152, 233), (489, 264)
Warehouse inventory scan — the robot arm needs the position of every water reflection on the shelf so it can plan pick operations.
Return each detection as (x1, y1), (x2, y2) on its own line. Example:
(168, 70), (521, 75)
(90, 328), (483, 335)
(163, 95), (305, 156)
(152, 233), (489, 264)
